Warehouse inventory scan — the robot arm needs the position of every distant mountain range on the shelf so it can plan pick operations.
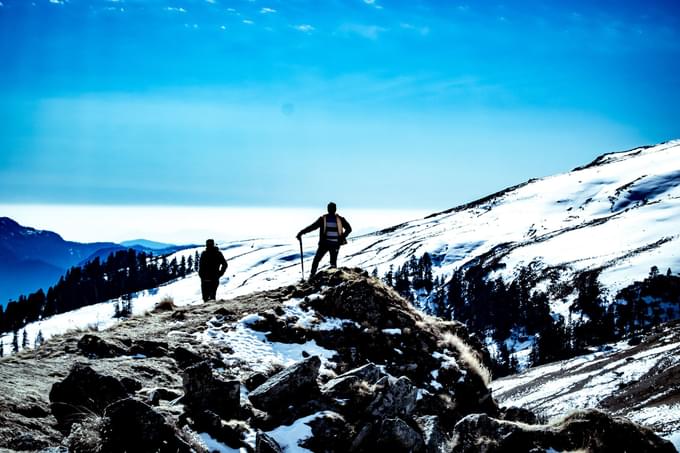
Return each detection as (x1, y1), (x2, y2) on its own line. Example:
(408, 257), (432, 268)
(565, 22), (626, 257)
(0, 217), (193, 306)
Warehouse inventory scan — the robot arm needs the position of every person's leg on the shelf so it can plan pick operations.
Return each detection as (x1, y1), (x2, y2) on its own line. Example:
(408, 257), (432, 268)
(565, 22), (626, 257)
(310, 244), (329, 278)
(329, 247), (339, 268)
(201, 280), (210, 302)
(210, 281), (219, 300)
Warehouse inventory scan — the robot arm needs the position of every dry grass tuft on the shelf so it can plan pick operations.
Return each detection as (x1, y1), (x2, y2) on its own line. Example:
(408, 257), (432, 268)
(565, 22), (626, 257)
(440, 333), (492, 386)
(154, 296), (176, 312)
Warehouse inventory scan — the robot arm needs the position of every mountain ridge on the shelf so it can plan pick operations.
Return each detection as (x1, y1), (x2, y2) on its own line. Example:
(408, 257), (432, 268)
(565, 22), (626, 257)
(0, 268), (674, 452)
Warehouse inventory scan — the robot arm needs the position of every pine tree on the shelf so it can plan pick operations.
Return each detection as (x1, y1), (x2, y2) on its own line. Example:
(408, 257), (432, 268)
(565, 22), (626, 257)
(11, 330), (19, 353)
(35, 330), (44, 348)
(180, 256), (187, 278)
(0, 340), (4, 357)
(371, 268), (379, 278)
(187, 255), (194, 273)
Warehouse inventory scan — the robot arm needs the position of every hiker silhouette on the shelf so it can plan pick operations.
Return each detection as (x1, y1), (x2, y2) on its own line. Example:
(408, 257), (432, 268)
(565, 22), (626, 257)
(296, 202), (352, 279)
(198, 239), (228, 301)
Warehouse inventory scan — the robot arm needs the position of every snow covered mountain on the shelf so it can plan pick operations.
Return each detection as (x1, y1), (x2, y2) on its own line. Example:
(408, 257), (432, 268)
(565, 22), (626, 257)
(1, 139), (680, 450)
(6, 140), (679, 347)
(200, 139), (680, 302)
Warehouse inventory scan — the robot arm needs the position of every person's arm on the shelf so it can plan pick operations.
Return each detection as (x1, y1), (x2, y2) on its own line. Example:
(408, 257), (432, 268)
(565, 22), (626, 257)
(296, 217), (322, 240)
(198, 252), (206, 279)
(341, 216), (352, 239)
(218, 252), (228, 277)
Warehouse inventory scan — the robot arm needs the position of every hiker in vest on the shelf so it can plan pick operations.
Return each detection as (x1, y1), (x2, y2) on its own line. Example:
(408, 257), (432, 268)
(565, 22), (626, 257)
(198, 239), (228, 301)
(296, 202), (352, 279)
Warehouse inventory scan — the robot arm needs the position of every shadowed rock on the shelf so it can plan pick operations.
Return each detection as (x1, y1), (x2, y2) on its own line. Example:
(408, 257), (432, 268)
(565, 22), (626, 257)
(182, 361), (240, 419)
(450, 410), (676, 453)
(376, 417), (425, 452)
(49, 363), (130, 431)
(256, 432), (283, 453)
(102, 398), (189, 453)
(77, 334), (127, 358)
(249, 356), (321, 412)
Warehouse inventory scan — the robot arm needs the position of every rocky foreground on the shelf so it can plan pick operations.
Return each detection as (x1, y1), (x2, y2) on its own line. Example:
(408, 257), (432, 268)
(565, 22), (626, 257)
(0, 268), (675, 452)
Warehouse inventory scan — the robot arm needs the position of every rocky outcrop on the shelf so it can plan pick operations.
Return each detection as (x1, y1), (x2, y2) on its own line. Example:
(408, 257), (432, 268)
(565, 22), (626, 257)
(182, 361), (240, 419)
(249, 355), (321, 413)
(451, 410), (676, 453)
(1, 268), (676, 452)
(49, 363), (131, 431)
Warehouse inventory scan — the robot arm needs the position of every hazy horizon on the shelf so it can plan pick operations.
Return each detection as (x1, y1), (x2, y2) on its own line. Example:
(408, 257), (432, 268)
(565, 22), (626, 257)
(0, 204), (431, 244)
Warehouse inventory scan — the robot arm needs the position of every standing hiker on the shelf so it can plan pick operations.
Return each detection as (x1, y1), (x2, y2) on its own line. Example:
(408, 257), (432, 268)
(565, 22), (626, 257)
(199, 239), (228, 301)
(296, 202), (352, 279)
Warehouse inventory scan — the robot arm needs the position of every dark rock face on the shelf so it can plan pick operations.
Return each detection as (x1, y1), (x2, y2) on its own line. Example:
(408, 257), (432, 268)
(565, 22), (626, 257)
(451, 410), (677, 453)
(249, 356), (321, 412)
(256, 432), (283, 453)
(367, 376), (418, 419)
(129, 339), (169, 357)
(182, 361), (240, 419)
(77, 334), (127, 358)
(376, 417), (425, 452)
(49, 363), (130, 431)
(102, 398), (187, 453)
(300, 411), (353, 452)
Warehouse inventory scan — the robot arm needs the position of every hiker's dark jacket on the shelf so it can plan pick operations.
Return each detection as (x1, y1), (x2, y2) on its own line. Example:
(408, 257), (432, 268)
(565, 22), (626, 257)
(299, 214), (352, 246)
(199, 248), (228, 281)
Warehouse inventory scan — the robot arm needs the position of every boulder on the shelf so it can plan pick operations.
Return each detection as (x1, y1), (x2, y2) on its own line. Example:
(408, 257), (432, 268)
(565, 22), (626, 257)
(249, 356), (321, 412)
(323, 363), (384, 393)
(172, 346), (207, 369)
(245, 372), (269, 391)
(500, 406), (538, 425)
(77, 334), (127, 358)
(102, 398), (188, 452)
(129, 339), (169, 357)
(450, 410), (677, 453)
(416, 415), (449, 453)
(367, 376), (418, 419)
(376, 417), (425, 453)
(300, 411), (353, 452)
(256, 432), (283, 453)
(49, 363), (130, 430)
(182, 361), (240, 419)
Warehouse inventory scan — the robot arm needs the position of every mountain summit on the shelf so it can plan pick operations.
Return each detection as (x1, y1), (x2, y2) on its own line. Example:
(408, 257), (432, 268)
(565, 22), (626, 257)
(0, 268), (674, 452)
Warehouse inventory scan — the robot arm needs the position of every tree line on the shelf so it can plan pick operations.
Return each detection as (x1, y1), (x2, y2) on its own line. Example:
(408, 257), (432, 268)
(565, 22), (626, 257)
(0, 248), (198, 337)
(378, 254), (680, 377)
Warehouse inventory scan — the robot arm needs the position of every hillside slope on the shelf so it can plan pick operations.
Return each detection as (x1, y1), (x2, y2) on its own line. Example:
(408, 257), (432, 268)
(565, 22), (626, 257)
(491, 319), (680, 446)
(0, 269), (673, 452)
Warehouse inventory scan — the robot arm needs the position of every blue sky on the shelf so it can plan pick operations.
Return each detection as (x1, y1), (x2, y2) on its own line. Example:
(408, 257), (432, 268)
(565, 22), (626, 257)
(1, 0), (679, 210)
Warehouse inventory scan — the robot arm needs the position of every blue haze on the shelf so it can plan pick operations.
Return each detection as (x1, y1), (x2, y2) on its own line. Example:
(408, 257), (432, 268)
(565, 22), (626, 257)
(1, 0), (679, 209)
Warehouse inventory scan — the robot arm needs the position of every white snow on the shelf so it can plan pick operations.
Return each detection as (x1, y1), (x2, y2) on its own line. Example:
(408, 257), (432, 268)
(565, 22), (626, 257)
(382, 328), (402, 335)
(266, 412), (335, 453)
(201, 314), (339, 375)
(491, 334), (680, 437)
(197, 433), (241, 453)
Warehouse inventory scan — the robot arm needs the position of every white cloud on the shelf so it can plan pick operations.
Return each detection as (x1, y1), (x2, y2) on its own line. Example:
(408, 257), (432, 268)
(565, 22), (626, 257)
(165, 6), (186, 13)
(226, 7), (236, 12)
(0, 2), (4, 6)
(49, 0), (65, 4)
(363, 0), (375, 3)
(242, 19), (254, 25)
(401, 23), (430, 36)
(260, 7), (276, 14)
(294, 24), (315, 32)
(339, 23), (386, 40)
(205, 0), (215, 3)
(220, 25), (227, 30)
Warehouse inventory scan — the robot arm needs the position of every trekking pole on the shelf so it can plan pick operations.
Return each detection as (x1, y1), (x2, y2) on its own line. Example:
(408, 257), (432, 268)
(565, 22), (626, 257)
(298, 237), (305, 281)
